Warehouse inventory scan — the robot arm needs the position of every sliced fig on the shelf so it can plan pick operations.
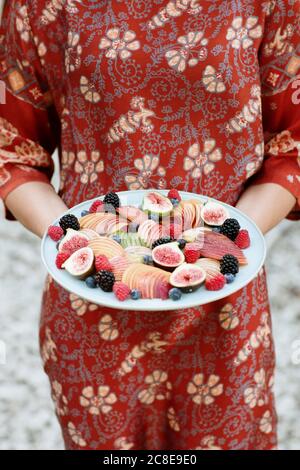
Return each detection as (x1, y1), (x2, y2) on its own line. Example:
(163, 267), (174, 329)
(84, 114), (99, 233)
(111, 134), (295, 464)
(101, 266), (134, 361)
(62, 246), (94, 279)
(170, 263), (206, 293)
(152, 242), (185, 271)
(58, 228), (89, 254)
(142, 191), (173, 217)
(201, 201), (229, 226)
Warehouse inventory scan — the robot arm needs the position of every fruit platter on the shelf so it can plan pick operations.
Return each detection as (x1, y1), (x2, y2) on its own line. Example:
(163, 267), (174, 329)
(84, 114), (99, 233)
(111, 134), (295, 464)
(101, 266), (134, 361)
(41, 190), (266, 311)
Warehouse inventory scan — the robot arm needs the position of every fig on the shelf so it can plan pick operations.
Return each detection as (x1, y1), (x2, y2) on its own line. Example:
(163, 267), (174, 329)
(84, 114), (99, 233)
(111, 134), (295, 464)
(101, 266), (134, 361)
(152, 242), (185, 271)
(201, 201), (229, 226)
(58, 228), (89, 254)
(62, 246), (94, 279)
(170, 263), (206, 293)
(142, 191), (173, 217)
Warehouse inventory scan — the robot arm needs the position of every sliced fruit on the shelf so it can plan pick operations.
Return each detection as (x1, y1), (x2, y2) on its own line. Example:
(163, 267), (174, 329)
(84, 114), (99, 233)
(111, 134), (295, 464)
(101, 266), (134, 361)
(88, 236), (125, 259)
(201, 201), (229, 226)
(189, 199), (205, 227)
(182, 227), (209, 243)
(200, 231), (247, 264)
(122, 263), (171, 299)
(110, 256), (130, 281)
(125, 246), (152, 263)
(62, 246), (94, 279)
(138, 219), (168, 247)
(79, 228), (101, 240)
(118, 233), (146, 248)
(196, 258), (221, 280)
(152, 242), (185, 271)
(142, 191), (173, 217)
(170, 263), (206, 293)
(58, 228), (89, 254)
(117, 206), (148, 225)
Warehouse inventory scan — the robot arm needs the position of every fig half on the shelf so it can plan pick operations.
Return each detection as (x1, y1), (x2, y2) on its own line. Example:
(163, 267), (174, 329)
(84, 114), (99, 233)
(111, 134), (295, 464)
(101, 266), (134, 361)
(201, 201), (229, 226)
(152, 242), (185, 271)
(170, 263), (206, 293)
(142, 191), (173, 217)
(62, 246), (94, 279)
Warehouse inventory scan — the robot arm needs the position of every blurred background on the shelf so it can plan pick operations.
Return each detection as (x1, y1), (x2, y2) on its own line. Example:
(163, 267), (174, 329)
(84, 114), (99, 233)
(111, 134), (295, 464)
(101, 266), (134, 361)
(0, 150), (300, 449)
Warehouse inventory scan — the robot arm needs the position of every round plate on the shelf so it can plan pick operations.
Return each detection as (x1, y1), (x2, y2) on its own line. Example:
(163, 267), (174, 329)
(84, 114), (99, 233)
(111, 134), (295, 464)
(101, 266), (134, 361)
(41, 190), (266, 311)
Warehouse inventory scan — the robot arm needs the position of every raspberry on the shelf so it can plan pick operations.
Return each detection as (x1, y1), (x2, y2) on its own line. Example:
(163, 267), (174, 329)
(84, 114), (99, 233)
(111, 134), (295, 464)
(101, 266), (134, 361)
(48, 225), (64, 242)
(235, 229), (250, 249)
(168, 189), (181, 201)
(89, 200), (104, 213)
(205, 273), (226, 291)
(95, 255), (112, 272)
(55, 252), (70, 269)
(184, 243), (201, 263)
(113, 282), (131, 301)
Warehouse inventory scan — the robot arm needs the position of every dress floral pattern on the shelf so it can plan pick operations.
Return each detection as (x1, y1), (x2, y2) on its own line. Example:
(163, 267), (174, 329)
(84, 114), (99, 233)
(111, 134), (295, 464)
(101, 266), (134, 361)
(1, 0), (300, 450)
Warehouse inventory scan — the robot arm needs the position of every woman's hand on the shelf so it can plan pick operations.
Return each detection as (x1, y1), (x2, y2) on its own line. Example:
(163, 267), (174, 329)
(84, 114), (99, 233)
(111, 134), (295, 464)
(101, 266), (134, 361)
(5, 181), (69, 238)
(236, 182), (297, 234)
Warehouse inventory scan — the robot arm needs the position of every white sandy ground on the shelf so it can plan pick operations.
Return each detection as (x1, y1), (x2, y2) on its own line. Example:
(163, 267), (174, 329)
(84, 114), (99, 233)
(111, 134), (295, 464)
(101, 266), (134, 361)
(0, 218), (299, 450)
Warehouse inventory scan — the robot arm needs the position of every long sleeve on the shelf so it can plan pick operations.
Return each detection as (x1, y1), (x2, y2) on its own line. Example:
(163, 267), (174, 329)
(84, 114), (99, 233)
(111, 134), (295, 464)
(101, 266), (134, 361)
(0, 0), (60, 219)
(248, 1), (300, 220)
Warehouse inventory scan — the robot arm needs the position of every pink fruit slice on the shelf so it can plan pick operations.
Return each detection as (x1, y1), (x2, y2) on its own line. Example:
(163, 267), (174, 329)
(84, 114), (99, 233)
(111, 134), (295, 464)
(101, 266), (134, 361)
(122, 263), (170, 299)
(110, 256), (130, 281)
(189, 199), (204, 227)
(117, 206), (148, 225)
(79, 228), (100, 240)
(138, 220), (168, 247)
(88, 236), (125, 259)
(201, 231), (247, 264)
(196, 258), (221, 280)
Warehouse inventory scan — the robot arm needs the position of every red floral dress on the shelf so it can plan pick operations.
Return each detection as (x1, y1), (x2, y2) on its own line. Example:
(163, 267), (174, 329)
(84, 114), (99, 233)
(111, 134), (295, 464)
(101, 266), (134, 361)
(1, 0), (300, 450)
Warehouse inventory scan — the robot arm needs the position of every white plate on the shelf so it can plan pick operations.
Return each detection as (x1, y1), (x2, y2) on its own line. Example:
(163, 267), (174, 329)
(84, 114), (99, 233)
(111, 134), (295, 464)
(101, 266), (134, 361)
(41, 190), (266, 311)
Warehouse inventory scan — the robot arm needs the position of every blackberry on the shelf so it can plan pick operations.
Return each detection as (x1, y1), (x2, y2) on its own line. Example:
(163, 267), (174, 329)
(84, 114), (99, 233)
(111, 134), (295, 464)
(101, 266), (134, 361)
(219, 218), (240, 240)
(59, 214), (80, 233)
(220, 254), (239, 275)
(103, 192), (120, 209)
(152, 236), (175, 249)
(95, 270), (115, 292)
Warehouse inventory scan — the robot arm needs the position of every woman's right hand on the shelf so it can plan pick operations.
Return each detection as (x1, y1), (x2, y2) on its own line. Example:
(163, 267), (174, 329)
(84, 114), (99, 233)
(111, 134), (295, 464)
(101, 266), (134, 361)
(5, 181), (69, 238)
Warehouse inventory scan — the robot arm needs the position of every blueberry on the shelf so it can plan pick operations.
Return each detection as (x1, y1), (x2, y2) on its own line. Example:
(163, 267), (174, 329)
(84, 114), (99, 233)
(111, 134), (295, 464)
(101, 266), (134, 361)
(143, 255), (153, 265)
(177, 238), (187, 250)
(56, 241), (60, 251)
(81, 210), (89, 217)
(85, 276), (97, 288)
(148, 213), (159, 222)
(212, 226), (221, 233)
(171, 198), (179, 206)
(169, 288), (182, 301)
(225, 273), (235, 284)
(112, 234), (122, 244)
(130, 289), (141, 300)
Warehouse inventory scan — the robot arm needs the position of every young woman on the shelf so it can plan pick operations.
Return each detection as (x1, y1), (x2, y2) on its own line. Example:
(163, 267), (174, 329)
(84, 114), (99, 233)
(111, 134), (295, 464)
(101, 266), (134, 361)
(0, 0), (299, 450)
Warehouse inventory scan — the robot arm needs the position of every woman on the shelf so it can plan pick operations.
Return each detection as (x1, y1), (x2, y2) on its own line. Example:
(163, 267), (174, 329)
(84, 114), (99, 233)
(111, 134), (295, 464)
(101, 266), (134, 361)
(0, 0), (299, 450)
